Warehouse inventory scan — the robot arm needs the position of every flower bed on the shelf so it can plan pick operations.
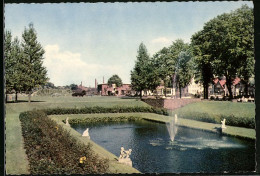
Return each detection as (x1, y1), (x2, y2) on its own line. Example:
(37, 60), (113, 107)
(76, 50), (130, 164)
(19, 110), (109, 174)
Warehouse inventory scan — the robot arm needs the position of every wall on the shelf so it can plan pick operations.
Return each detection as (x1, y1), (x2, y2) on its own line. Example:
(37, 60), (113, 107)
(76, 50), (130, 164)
(142, 98), (201, 110)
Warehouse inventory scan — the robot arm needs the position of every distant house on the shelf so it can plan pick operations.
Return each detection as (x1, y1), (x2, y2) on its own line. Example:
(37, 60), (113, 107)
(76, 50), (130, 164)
(209, 77), (254, 97)
(97, 83), (132, 96)
(73, 82), (97, 95)
(141, 77), (203, 98)
(186, 77), (203, 95)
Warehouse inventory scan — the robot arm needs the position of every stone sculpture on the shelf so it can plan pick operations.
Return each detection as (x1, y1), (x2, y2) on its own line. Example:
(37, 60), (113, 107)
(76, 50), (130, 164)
(221, 118), (226, 129)
(82, 128), (90, 139)
(118, 147), (132, 167)
(65, 117), (70, 127)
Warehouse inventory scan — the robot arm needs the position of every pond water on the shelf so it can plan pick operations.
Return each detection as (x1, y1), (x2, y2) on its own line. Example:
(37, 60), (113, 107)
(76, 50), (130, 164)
(71, 120), (255, 173)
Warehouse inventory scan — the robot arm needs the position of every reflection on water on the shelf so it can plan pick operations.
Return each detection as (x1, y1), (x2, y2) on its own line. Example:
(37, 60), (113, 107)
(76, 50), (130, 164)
(71, 120), (255, 173)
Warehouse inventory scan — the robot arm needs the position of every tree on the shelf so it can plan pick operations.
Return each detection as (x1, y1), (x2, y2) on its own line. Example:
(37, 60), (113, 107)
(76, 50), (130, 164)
(21, 23), (48, 103)
(131, 43), (151, 98)
(107, 74), (123, 87)
(153, 39), (191, 98)
(191, 5), (254, 99)
(175, 51), (194, 98)
(4, 30), (14, 102)
(153, 47), (175, 97)
(191, 30), (214, 99)
(70, 84), (78, 91)
(11, 37), (25, 102)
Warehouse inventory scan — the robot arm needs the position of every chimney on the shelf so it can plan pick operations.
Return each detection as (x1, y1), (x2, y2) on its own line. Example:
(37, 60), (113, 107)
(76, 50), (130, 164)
(95, 79), (97, 89)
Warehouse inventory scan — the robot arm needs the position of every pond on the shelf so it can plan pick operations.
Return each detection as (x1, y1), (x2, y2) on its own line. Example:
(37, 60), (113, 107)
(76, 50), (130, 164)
(71, 120), (255, 173)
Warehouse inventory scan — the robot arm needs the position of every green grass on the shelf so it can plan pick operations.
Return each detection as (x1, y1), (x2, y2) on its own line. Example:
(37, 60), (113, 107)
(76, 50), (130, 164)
(5, 95), (147, 174)
(172, 101), (255, 128)
(6, 95), (256, 174)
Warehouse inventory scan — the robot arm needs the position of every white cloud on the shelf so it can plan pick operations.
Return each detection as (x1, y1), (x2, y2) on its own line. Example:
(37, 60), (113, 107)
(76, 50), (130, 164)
(43, 44), (128, 86)
(148, 36), (191, 55)
(151, 37), (172, 45)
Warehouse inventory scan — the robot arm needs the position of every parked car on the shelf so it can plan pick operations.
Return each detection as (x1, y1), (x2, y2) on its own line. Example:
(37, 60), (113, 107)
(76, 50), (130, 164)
(72, 90), (86, 97)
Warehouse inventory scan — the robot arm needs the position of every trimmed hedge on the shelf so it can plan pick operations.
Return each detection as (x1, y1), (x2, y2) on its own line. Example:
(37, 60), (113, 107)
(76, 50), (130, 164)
(66, 116), (142, 124)
(19, 110), (109, 174)
(45, 106), (169, 116)
(177, 112), (255, 129)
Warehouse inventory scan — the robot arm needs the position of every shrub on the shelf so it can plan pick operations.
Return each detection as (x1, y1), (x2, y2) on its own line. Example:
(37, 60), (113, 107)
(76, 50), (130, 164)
(19, 110), (109, 174)
(210, 96), (215, 100)
(67, 116), (141, 124)
(177, 111), (254, 129)
(45, 106), (169, 116)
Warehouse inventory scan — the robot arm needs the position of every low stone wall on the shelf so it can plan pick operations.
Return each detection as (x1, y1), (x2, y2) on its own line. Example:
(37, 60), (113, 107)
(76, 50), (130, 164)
(141, 98), (165, 108)
(142, 98), (201, 110)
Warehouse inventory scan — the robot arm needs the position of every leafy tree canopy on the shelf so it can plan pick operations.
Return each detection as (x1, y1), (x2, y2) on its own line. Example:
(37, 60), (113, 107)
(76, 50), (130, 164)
(108, 74), (123, 87)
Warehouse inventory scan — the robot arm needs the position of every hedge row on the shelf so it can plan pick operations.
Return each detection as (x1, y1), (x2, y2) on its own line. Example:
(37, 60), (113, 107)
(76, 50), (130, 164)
(45, 106), (169, 116)
(178, 112), (255, 129)
(66, 116), (142, 124)
(19, 110), (109, 174)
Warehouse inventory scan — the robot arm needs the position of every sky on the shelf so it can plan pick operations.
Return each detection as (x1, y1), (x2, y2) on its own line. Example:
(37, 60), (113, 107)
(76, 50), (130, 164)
(4, 1), (254, 87)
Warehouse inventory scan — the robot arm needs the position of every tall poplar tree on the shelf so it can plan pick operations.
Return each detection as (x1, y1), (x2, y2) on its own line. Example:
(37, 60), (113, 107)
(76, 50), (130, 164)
(21, 23), (48, 103)
(11, 37), (24, 101)
(4, 31), (14, 102)
(131, 43), (152, 98)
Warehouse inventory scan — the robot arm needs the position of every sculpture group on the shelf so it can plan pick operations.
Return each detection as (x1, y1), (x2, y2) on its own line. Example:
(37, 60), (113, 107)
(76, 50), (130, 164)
(118, 147), (132, 167)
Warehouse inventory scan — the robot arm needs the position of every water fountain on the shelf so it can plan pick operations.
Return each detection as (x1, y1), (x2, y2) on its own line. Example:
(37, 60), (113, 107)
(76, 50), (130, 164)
(166, 114), (178, 142)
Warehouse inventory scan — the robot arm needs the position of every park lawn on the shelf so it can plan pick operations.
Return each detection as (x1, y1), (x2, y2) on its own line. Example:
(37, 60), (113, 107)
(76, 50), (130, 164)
(5, 95), (148, 175)
(5, 96), (256, 174)
(172, 101), (255, 126)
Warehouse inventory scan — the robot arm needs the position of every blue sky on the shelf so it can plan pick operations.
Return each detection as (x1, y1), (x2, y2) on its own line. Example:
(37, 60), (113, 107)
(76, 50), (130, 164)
(5, 1), (253, 87)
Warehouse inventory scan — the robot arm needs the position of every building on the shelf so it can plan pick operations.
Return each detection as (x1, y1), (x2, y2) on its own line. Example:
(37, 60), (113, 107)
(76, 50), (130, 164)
(97, 83), (132, 96)
(209, 77), (254, 97)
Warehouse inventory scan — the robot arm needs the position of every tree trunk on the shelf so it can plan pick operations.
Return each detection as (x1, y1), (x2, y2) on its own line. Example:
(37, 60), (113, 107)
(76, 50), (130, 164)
(205, 85), (208, 99)
(179, 84), (182, 99)
(164, 87), (167, 97)
(5, 94), (8, 103)
(244, 82), (249, 96)
(140, 90), (142, 99)
(226, 77), (233, 99)
(28, 92), (31, 103)
(15, 92), (18, 102)
(203, 84), (206, 99)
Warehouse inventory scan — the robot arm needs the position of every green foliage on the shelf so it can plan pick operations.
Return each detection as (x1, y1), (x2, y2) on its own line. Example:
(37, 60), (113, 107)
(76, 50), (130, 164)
(21, 23), (48, 102)
(191, 5), (254, 98)
(19, 110), (109, 174)
(5, 23), (48, 102)
(4, 30), (14, 94)
(45, 106), (169, 116)
(153, 39), (193, 97)
(175, 51), (194, 98)
(107, 74), (123, 87)
(131, 43), (159, 97)
(67, 116), (141, 124)
(4, 31), (26, 102)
